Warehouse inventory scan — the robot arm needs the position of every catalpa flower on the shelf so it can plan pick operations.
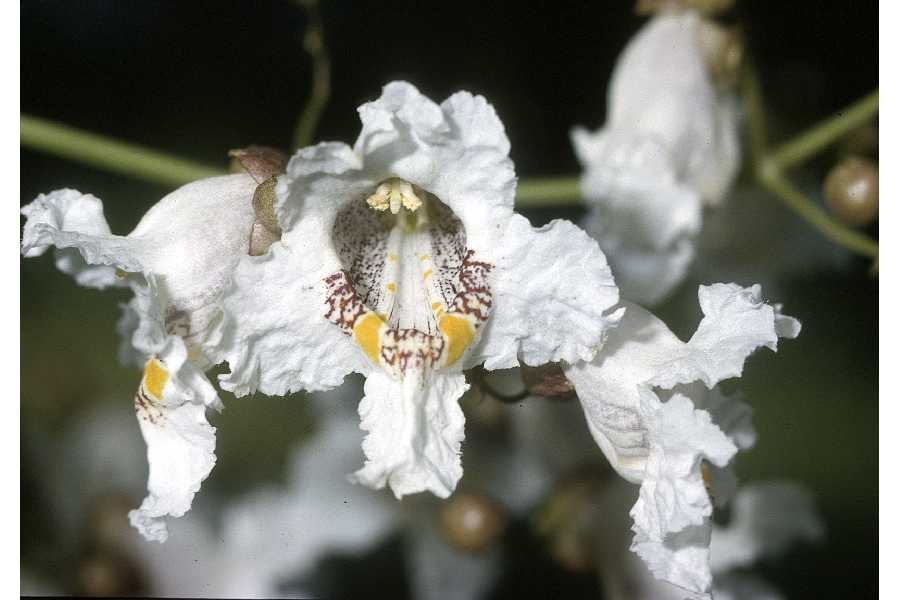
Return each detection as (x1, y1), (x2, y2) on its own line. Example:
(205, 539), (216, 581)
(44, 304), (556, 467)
(20, 153), (284, 542)
(219, 81), (623, 498)
(571, 10), (741, 305)
(563, 283), (800, 598)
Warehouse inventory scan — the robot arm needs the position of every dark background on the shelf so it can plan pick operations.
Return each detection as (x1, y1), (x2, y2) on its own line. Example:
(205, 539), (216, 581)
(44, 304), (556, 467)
(21, 1), (877, 598)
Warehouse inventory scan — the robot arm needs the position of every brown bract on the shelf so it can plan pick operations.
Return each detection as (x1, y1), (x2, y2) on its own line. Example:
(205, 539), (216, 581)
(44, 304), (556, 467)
(521, 363), (575, 399)
(228, 146), (289, 255)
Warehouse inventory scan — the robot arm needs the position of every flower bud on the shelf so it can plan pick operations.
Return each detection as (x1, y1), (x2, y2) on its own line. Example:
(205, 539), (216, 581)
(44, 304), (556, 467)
(634, 0), (734, 16)
(824, 156), (878, 226)
(77, 553), (144, 597)
(460, 385), (508, 429)
(87, 492), (136, 550)
(438, 493), (508, 553)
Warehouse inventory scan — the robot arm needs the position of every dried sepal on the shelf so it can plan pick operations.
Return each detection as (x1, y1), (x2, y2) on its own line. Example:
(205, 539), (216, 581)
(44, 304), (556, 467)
(699, 21), (744, 89)
(521, 363), (575, 399)
(243, 157), (285, 256)
(228, 145), (289, 183)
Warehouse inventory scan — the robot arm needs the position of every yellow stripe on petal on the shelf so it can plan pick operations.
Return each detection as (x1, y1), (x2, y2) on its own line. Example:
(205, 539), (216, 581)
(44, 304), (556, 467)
(353, 312), (386, 366)
(143, 358), (170, 399)
(439, 313), (475, 367)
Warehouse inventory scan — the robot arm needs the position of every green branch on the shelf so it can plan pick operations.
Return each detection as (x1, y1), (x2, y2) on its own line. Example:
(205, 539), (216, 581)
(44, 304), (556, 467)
(769, 90), (879, 171)
(758, 169), (878, 258)
(515, 177), (581, 207)
(742, 66), (878, 261)
(21, 113), (584, 205)
(21, 115), (224, 187)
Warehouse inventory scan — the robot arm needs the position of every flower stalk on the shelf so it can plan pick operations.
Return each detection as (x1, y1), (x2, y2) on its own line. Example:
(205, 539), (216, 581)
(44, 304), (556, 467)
(20, 115), (222, 187)
(292, 0), (331, 150)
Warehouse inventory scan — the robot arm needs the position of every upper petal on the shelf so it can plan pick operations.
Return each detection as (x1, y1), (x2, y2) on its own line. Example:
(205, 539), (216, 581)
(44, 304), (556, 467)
(469, 215), (624, 370)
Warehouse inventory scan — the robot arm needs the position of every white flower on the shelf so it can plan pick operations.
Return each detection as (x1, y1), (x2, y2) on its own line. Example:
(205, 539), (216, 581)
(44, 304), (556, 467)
(218, 81), (624, 499)
(571, 11), (741, 305)
(20, 173), (261, 541)
(563, 283), (800, 598)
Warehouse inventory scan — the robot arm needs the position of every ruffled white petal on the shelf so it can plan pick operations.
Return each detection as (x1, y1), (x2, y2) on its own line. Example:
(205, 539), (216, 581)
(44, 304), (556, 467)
(352, 370), (468, 498)
(628, 392), (736, 597)
(129, 335), (219, 543)
(219, 243), (366, 397)
(564, 283), (798, 597)
(650, 283), (800, 389)
(21, 189), (140, 287)
(468, 216), (624, 370)
(710, 482), (824, 573)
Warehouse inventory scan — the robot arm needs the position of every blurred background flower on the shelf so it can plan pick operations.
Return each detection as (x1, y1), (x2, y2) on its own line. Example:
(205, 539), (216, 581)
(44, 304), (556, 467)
(21, 1), (876, 598)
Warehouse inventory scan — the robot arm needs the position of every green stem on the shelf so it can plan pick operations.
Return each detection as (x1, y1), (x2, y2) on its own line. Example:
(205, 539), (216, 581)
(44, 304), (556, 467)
(292, 0), (331, 150)
(758, 169), (878, 259)
(769, 90), (879, 171)
(21, 113), (584, 205)
(515, 177), (582, 207)
(21, 115), (224, 186)
(743, 64), (878, 260)
(740, 62), (769, 166)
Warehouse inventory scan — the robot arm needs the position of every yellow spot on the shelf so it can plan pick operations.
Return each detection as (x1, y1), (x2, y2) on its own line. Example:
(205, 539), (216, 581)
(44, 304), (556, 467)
(419, 254), (430, 261)
(431, 301), (443, 310)
(353, 312), (385, 365)
(143, 358), (169, 399)
(388, 254), (399, 263)
(439, 313), (475, 367)
(386, 282), (397, 293)
(115, 268), (127, 279)
(423, 269), (433, 280)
